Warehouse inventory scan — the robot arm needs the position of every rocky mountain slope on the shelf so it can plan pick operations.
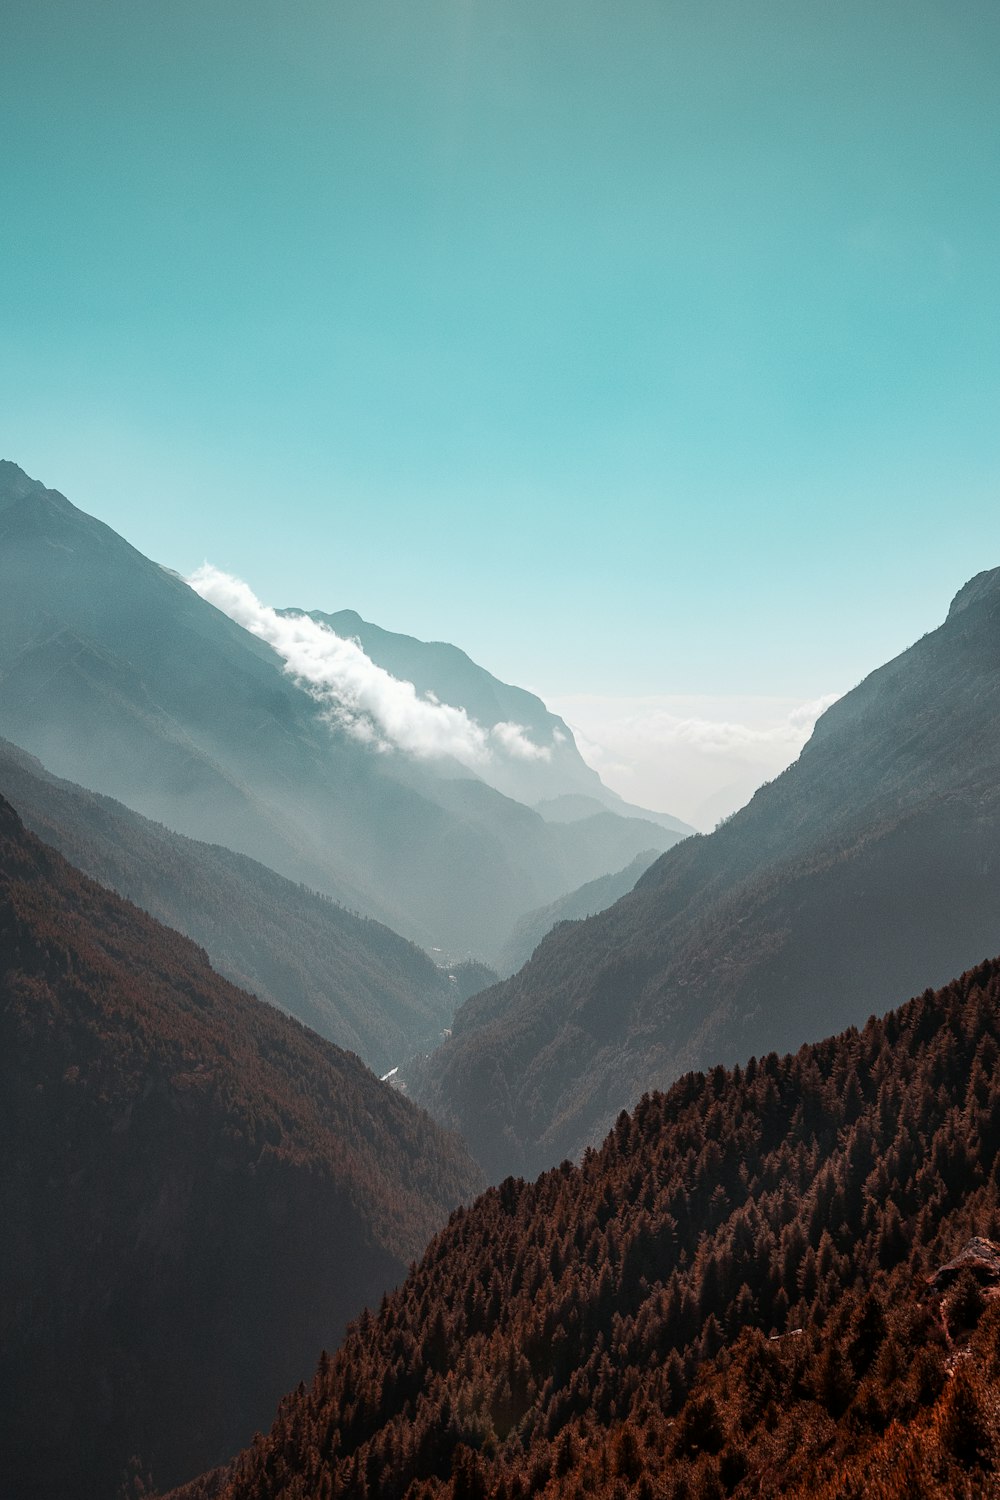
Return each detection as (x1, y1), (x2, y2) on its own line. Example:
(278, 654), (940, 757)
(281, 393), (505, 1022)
(0, 795), (481, 1499)
(414, 568), (1000, 1178)
(167, 954), (1000, 1500)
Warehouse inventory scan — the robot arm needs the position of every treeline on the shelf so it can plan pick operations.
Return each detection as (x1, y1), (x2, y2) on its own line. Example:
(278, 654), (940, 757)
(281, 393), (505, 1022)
(171, 953), (1000, 1498)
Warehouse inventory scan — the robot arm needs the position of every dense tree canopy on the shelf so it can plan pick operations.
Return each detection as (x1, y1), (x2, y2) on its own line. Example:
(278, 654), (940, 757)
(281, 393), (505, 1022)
(172, 953), (1000, 1499)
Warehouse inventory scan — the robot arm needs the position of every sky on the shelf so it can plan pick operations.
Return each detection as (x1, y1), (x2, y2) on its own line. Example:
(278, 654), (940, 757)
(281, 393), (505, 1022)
(2, 1), (999, 822)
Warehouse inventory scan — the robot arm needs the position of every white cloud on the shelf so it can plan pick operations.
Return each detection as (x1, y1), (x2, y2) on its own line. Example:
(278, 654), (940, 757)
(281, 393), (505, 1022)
(548, 691), (841, 830)
(490, 718), (551, 761)
(187, 564), (550, 766)
(593, 693), (841, 759)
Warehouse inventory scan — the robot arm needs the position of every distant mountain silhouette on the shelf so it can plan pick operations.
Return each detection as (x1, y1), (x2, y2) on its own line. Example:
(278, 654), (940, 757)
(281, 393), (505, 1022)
(0, 462), (683, 956)
(493, 848), (661, 976)
(0, 793), (480, 1500)
(0, 736), (456, 1074)
(535, 790), (693, 836)
(282, 608), (695, 833)
(167, 953), (1000, 1500)
(414, 568), (1000, 1178)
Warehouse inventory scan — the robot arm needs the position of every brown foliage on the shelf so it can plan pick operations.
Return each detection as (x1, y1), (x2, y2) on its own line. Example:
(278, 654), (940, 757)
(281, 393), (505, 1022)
(0, 797), (480, 1499)
(170, 951), (1000, 1499)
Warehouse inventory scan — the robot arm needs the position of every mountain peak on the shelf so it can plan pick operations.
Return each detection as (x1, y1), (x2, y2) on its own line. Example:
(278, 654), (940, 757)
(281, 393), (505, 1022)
(0, 459), (47, 506)
(947, 567), (1000, 620)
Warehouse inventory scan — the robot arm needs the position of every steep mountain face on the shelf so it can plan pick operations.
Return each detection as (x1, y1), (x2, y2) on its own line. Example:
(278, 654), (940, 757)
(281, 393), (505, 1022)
(0, 737), (456, 1074)
(282, 610), (694, 835)
(493, 849), (661, 977)
(282, 607), (602, 809)
(414, 570), (1000, 1179)
(0, 795), (481, 1500)
(0, 462), (682, 956)
(0, 463), (380, 908)
(168, 956), (1000, 1500)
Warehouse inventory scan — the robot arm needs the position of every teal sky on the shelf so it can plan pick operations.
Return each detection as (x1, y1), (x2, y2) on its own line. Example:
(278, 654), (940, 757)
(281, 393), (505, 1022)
(2, 0), (999, 707)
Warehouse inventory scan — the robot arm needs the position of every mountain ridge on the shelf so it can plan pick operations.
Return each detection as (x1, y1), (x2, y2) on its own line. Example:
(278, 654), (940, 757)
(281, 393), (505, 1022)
(0, 735), (457, 1073)
(412, 567), (1000, 1179)
(493, 848), (662, 977)
(279, 605), (693, 832)
(0, 461), (683, 956)
(0, 789), (481, 1498)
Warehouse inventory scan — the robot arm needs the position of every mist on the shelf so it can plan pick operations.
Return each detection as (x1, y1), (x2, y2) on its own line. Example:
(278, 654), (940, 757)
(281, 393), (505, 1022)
(188, 564), (551, 768)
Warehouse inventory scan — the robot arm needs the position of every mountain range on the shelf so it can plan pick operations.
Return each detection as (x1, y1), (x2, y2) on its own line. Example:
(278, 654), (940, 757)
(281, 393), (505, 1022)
(7, 453), (1000, 1499)
(0, 462), (685, 958)
(492, 848), (662, 978)
(281, 609), (694, 831)
(412, 568), (1000, 1178)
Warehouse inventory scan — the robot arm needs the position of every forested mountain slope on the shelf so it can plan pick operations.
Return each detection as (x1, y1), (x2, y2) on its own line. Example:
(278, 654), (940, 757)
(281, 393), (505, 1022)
(168, 956), (1000, 1500)
(0, 461), (679, 955)
(414, 568), (1000, 1178)
(0, 796), (481, 1500)
(0, 737), (454, 1073)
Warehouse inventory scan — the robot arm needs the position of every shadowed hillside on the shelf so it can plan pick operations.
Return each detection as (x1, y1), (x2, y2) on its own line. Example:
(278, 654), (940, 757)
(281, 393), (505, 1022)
(0, 796), (481, 1500)
(413, 568), (1000, 1178)
(493, 850), (661, 977)
(0, 736), (456, 1074)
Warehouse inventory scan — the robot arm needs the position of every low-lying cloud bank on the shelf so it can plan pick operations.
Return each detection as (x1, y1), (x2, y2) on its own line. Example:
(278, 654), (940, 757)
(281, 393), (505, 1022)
(549, 691), (841, 830)
(188, 565), (550, 766)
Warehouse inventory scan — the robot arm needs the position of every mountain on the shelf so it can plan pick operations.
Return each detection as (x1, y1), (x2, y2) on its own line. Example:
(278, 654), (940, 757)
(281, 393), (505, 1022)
(413, 569), (1000, 1178)
(0, 794), (481, 1500)
(493, 849), (661, 977)
(535, 791), (693, 837)
(167, 954), (1000, 1500)
(283, 610), (692, 838)
(0, 736), (456, 1075)
(0, 462), (683, 957)
(280, 606), (603, 809)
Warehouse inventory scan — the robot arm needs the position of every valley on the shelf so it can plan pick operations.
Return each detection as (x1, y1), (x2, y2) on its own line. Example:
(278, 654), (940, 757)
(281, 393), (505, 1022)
(5, 9), (998, 1495)
(411, 570), (1000, 1179)
(5, 456), (1000, 1498)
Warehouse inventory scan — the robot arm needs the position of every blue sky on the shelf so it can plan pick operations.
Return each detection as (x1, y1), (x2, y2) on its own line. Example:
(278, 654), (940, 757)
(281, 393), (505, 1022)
(2, 1), (999, 815)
